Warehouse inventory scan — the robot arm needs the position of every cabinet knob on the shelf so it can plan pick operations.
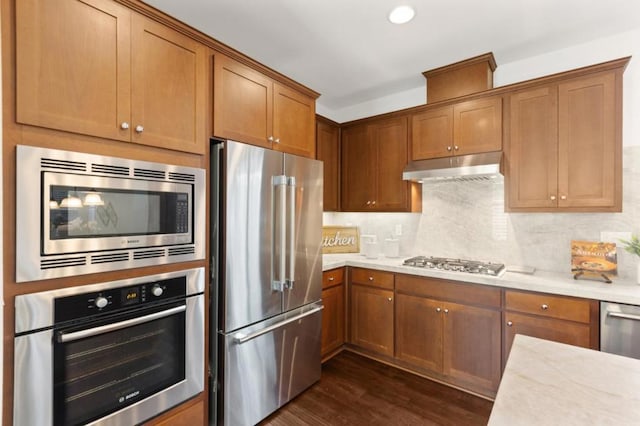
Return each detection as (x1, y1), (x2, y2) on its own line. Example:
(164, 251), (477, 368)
(444, 308), (449, 314)
(274, 138), (280, 144)
(454, 146), (459, 151)
(541, 304), (549, 310)
(507, 321), (513, 327)
(560, 195), (567, 200)
(366, 201), (371, 206)
(120, 122), (130, 130)
(550, 195), (557, 201)
(371, 201), (376, 206)
(135, 125), (144, 133)
(447, 146), (452, 151)
(328, 277), (334, 281)
(368, 276), (374, 281)
(436, 307), (441, 313)
(387, 297), (393, 302)
(268, 136), (274, 142)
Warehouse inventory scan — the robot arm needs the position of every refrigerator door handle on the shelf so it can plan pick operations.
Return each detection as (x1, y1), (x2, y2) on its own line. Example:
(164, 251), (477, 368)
(286, 176), (296, 290)
(233, 304), (324, 344)
(272, 175), (288, 292)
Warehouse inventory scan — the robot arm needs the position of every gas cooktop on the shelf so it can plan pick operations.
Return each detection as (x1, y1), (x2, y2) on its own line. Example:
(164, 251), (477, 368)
(402, 256), (505, 276)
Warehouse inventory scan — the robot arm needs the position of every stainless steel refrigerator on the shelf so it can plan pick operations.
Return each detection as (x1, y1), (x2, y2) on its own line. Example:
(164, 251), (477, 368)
(210, 139), (323, 426)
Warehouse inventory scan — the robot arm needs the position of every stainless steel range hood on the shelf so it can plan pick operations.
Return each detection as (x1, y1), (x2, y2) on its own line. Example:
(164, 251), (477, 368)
(402, 151), (503, 182)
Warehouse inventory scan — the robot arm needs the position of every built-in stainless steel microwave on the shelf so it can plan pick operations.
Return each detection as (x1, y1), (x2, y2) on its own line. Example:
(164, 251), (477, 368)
(16, 145), (205, 282)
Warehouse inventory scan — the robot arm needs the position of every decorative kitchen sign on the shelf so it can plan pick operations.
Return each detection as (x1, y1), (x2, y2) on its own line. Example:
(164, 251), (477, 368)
(571, 240), (617, 283)
(322, 226), (360, 254)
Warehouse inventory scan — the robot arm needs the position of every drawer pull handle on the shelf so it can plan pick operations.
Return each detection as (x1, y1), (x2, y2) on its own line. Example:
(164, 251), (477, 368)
(328, 277), (334, 281)
(368, 276), (374, 281)
(507, 321), (513, 327)
(541, 304), (549, 310)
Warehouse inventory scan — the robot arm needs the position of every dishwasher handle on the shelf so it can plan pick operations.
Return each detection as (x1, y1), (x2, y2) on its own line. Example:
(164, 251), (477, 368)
(608, 311), (640, 322)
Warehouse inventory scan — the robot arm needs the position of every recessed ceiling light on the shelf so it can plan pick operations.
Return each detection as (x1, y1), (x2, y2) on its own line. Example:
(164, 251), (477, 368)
(388, 5), (415, 24)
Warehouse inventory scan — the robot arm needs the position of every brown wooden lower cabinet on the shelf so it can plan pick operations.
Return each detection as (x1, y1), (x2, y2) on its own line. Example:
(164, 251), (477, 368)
(503, 289), (599, 368)
(395, 293), (501, 397)
(147, 399), (204, 426)
(350, 283), (394, 357)
(321, 268), (346, 358)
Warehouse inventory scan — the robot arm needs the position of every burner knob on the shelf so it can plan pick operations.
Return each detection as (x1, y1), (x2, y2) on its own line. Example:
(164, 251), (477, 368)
(94, 296), (108, 309)
(151, 285), (164, 297)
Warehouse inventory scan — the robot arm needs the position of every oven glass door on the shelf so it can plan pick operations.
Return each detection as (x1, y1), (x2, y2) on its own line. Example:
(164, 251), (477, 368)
(53, 302), (186, 426)
(43, 172), (193, 254)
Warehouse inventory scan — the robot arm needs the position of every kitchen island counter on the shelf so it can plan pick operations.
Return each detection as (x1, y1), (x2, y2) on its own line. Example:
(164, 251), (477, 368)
(488, 335), (640, 425)
(323, 254), (640, 305)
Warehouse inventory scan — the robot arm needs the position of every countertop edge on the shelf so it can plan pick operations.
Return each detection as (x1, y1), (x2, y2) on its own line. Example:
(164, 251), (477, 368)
(322, 255), (640, 305)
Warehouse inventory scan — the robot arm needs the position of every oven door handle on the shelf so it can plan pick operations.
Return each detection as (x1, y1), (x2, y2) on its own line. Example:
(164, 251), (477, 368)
(57, 305), (186, 343)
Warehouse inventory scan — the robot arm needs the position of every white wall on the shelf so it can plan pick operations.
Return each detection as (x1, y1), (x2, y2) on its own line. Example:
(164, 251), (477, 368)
(322, 27), (640, 147)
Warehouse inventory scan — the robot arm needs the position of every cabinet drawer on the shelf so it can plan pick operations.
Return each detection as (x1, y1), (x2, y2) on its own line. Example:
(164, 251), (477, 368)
(350, 268), (394, 290)
(323, 268), (345, 289)
(396, 274), (501, 309)
(505, 290), (592, 323)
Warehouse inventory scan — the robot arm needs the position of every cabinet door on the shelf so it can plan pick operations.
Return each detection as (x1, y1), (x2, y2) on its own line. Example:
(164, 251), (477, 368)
(443, 303), (501, 394)
(558, 71), (618, 209)
(151, 399), (204, 426)
(507, 85), (558, 209)
(321, 284), (345, 357)
(16, 0), (131, 141)
(213, 54), (273, 148)
(453, 96), (503, 155)
(316, 118), (340, 211)
(411, 106), (453, 159)
(341, 124), (373, 211)
(273, 83), (316, 158)
(504, 312), (593, 362)
(131, 15), (207, 154)
(372, 117), (410, 211)
(395, 294), (442, 373)
(350, 284), (394, 357)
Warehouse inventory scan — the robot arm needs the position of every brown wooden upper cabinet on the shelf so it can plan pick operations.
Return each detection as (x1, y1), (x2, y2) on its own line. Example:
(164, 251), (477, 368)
(213, 54), (317, 158)
(16, 0), (208, 154)
(411, 96), (502, 160)
(316, 116), (340, 211)
(507, 66), (624, 212)
(341, 116), (421, 212)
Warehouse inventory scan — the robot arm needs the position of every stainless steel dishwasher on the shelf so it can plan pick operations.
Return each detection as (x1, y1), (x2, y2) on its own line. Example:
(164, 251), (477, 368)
(600, 301), (640, 359)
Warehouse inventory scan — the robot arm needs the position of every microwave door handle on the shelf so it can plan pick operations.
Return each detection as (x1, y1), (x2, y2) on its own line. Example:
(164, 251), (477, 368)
(286, 177), (296, 290)
(57, 305), (186, 343)
(234, 304), (323, 344)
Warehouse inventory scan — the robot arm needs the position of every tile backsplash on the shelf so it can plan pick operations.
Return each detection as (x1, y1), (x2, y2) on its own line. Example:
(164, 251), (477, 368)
(324, 146), (640, 280)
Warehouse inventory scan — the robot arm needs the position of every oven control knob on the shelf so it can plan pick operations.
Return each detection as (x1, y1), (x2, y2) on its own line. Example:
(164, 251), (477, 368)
(151, 285), (164, 297)
(94, 296), (108, 309)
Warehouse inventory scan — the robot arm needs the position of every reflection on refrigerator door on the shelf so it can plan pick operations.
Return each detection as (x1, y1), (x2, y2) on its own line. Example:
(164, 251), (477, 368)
(223, 303), (322, 426)
(210, 138), (323, 426)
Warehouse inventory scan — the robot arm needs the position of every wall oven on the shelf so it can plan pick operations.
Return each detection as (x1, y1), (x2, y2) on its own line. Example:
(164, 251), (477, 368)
(13, 267), (205, 425)
(15, 145), (205, 282)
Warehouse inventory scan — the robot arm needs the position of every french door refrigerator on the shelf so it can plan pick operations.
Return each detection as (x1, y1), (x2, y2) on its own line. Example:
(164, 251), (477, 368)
(210, 139), (323, 426)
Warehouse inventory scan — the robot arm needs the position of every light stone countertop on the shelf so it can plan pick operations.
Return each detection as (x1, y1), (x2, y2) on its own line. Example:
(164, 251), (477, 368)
(322, 253), (640, 305)
(488, 335), (640, 425)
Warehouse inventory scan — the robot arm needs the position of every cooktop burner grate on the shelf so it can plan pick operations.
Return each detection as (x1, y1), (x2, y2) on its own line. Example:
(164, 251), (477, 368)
(402, 256), (505, 276)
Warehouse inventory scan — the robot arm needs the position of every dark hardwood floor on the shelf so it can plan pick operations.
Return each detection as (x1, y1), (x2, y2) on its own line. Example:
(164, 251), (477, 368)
(260, 351), (493, 426)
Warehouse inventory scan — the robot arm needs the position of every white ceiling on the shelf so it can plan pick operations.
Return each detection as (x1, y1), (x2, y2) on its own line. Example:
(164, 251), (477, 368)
(144, 0), (640, 119)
